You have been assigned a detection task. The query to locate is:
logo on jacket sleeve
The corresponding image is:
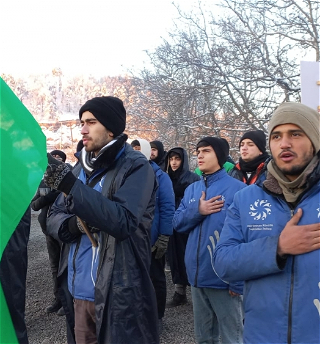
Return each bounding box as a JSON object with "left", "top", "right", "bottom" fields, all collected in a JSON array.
[
  {"left": 314, "top": 282, "right": 320, "bottom": 317},
  {"left": 207, "top": 231, "right": 220, "bottom": 272},
  {"left": 249, "top": 199, "right": 272, "bottom": 220}
]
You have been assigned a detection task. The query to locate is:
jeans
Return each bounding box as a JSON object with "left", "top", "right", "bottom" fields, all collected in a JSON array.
[{"left": 191, "top": 286, "right": 243, "bottom": 344}]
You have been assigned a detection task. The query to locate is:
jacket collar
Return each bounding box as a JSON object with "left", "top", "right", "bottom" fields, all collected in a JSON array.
[{"left": 201, "top": 168, "right": 226, "bottom": 186}]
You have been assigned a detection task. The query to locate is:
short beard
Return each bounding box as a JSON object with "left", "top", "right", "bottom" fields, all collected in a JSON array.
[
  {"left": 277, "top": 147, "right": 314, "bottom": 177},
  {"left": 280, "top": 164, "right": 309, "bottom": 177}
]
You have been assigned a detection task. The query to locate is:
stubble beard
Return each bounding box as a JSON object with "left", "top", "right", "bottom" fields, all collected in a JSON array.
[{"left": 276, "top": 147, "right": 314, "bottom": 177}]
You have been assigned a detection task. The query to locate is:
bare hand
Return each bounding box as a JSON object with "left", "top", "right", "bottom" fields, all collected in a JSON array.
[
  {"left": 277, "top": 208, "right": 320, "bottom": 256},
  {"left": 199, "top": 191, "right": 224, "bottom": 216},
  {"left": 229, "top": 290, "right": 240, "bottom": 297}
]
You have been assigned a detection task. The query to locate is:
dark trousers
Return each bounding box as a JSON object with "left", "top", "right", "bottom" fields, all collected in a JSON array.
[
  {"left": 150, "top": 252, "right": 166, "bottom": 319},
  {"left": 0, "top": 208, "right": 30, "bottom": 344},
  {"left": 45, "top": 234, "right": 61, "bottom": 299},
  {"left": 74, "top": 299, "right": 97, "bottom": 344},
  {"left": 167, "top": 231, "right": 189, "bottom": 286}
]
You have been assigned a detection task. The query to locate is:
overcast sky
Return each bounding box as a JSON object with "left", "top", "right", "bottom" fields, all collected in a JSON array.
[{"left": 0, "top": 0, "right": 199, "bottom": 78}]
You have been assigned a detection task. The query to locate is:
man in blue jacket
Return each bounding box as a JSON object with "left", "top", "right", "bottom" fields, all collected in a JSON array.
[
  {"left": 137, "top": 138, "right": 175, "bottom": 333},
  {"left": 173, "top": 137, "right": 246, "bottom": 344},
  {"left": 213, "top": 102, "right": 320, "bottom": 344},
  {"left": 45, "top": 97, "right": 159, "bottom": 344}
]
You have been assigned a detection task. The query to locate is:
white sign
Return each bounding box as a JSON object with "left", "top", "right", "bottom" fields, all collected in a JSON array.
[{"left": 300, "top": 61, "right": 320, "bottom": 112}]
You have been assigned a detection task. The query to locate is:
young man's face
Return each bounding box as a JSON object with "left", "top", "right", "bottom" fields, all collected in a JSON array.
[
  {"left": 197, "top": 146, "right": 220, "bottom": 174},
  {"left": 132, "top": 145, "right": 141, "bottom": 151},
  {"left": 240, "top": 139, "right": 262, "bottom": 162},
  {"left": 169, "top": 155, "right": 182, "bottom": 171},
  {"left": 269, "top": 123, "right": 314, "bottom": 181},
  {"left": 150, "top": 147, "right": 158, "bottom": 160},
  {"left": 80, "top": 111, "right": 114, "bottom": 156},
  {"left": 52, "top": 154, "right": 63, "bottom": 161}
]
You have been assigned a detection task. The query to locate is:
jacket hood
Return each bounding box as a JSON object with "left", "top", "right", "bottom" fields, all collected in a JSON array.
[
  {"left": 137, "top": 138, "right": 151, "bottom": 160},
  {"left": 165, "top": 147, "right": 190, "bottom": 174}
]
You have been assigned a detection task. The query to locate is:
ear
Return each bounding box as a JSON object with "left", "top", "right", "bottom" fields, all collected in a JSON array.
[{"left": 108, "top": 131, "right": 114, "bottom": 138}]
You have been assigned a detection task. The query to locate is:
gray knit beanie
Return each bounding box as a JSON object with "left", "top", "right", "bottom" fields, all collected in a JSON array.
[{"left": 268, "top": 102, "right": 320, "bottom": 152}]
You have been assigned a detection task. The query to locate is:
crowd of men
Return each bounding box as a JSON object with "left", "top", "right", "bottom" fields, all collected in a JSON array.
[{"left": 2, "top": 96, "right": 319, "bottom": 344}]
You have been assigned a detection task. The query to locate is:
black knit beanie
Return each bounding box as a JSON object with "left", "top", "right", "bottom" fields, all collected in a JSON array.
[
  {"left": 239, "top": 130, "right": 266, "bottom": 154},
  {"left": 79, "top": 96, "right": 126, "bottom": 137},
  {"left": 50, "top": 150, "right": 67, "bottom": 162},
  {"left": 196, "top": 136, "right": 228, "bottom": 168}
]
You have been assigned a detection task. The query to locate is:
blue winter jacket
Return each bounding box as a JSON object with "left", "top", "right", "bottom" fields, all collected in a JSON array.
[
  {"left": 150, "top": 161, "right": 175, "bottom": 245},
  {"left": 213, "top": 164, "right": 320, "bottom": 344},
  {"left": 173, "top": 168, "right": 246, "bottom": 293}
]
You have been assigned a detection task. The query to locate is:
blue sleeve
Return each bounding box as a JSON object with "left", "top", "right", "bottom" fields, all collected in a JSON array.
[
  {"left": 213, "top": 192, "right": 283, "bottom": 283},
  {"left": 157, "top": 173, "right": 175, "bottom": 236},
  {"left": 173, "top": 184, "right": 205, "bottom": 234}
]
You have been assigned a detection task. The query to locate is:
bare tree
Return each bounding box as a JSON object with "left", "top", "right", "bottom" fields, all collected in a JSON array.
[{"left": 133, "top": 0, "right": 319, "bottom": 154}]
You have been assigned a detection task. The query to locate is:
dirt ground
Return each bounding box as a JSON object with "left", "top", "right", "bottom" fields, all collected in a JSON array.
[{"left": 25, "top": 212, "right": 195, "bottom": 344}]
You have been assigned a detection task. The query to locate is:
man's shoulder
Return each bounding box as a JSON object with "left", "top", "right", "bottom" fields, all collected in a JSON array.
[
  {"left": 185, "top": 170, "right": 201, "bottom": 181},
  {"left": 224, "top": 173, "right": 246, "bottom": 189},
  {"left": 234, "top": 182, "right": 264, "bottom": 198},
  {"left": 228, "top": 164, "right": 242, "bottom": 177},
  {"left": 122, "top": 145, "right": 150, "bottom": 165}
]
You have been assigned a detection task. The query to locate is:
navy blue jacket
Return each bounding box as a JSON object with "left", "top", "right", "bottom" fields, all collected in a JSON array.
[{"left": 47, "top": 144, "right": 159, "bottom": 344}]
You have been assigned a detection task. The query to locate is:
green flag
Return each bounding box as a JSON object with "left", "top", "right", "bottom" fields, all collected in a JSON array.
[{"left": 0, "top": 77, "right": 47, "bottom": 343}]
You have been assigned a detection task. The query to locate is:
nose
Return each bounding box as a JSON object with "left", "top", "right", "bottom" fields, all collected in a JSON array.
[
  {"left": 280, "top": 135, "right": 292, "bottom": 149},
  {"left": 81, "top": 124, "right": 89, "bottom": 135},
  {"left": 241, "top": 144, "right": 247, "bottom": 151}
]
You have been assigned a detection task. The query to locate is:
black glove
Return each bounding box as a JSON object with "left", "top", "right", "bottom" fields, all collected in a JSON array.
[
  {"left": 44, "top": 153, "right": 76, "bottom": 194},
  {"left": 152, "top": 235, "right": 170, "bottom": 259}
]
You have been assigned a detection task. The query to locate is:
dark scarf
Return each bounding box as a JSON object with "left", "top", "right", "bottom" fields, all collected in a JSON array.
[
  {"left": 79, "top": 133, "right": 128, "bottom": 176},
  {"left": 168, "top": 165, "right": 184, "bottom": 196},
  {"left": 239, "top": 152, "right": 269, "bottom": 173}
]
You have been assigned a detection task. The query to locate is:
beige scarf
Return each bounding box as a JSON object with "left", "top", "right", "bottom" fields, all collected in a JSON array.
[{"left": 264, "top": 155, "right": 319, "bottom": 203}]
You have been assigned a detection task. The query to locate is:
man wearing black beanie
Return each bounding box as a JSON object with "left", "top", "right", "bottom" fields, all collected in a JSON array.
[
  {"left": 229, "top": 129, "right": 269, "bottom": 184},
  {"left": 43, "top": 96, "right": 159, "bottom": 344},
  {"left": 173, "top": 136, "right": 246, "bottom": 344}
]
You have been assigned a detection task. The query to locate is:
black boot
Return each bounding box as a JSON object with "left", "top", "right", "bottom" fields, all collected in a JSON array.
[
  {"left": 56, "top": 306, "right": 66, "bottom": 316},
  {"left": 166, "top": 292, "right": 187, "bottom": 308},
  {"left": 46, "top": 299, "right": 62, "bottom": 313}
]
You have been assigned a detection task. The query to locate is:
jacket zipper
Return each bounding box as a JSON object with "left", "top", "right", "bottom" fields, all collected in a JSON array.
[
  {"left": 194, "top": 176, "right": 207, "bottom": 287},
  {"left": 287, "top": 209, "right": 295, "bottom": 344}
]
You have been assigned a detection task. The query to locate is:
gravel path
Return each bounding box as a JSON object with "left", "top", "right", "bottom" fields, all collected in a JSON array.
[{"left": 26, "top": 213, "right": 196, "bottom": 344}]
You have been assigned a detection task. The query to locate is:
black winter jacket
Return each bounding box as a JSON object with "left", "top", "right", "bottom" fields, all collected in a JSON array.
[{"left": 47, "top": 144, "right": 159, "bottom": 344}]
